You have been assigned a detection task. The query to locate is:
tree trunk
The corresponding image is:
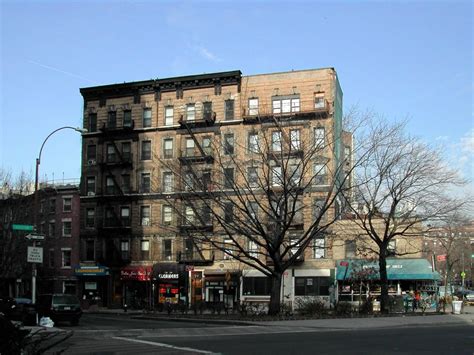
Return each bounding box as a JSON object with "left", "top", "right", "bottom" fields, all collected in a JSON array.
[
  {"left": 379, "top": 253, "right": 389, "bottom": 314},
  {"left": 268, "top": 272, "right": 283, "bottom": 316}
]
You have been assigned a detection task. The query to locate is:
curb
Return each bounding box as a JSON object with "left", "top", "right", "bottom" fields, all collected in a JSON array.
[{"left": 131, "top": 315, "right": 257, "bottom": 326}]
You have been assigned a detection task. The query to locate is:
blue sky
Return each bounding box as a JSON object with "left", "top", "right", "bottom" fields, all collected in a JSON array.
[{"left": 1, "top": 0, "right": 472, "bottom": 191}]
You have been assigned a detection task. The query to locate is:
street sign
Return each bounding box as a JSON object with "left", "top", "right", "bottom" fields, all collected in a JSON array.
[
  {"left": 27, "top": 246, "right": 43, "bottom": 263},
  {"left": 12, "top": 224, "right": 34, "bottom": 231},
  {"left": 25, "top": 234, "right": 45, "bottom": 241}
]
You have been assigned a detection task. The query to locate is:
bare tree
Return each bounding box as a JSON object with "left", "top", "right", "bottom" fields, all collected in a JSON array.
[
  {"left": 159, "top": 116, "right": 362, "bottom": 315},
  {"left": 344, "top": 119, "right": 469, "bottom": 313}
]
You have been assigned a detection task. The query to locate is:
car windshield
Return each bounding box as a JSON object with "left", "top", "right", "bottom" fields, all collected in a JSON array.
[
  {"left": 15, "top": 298, "right": 32, "bottom": 304},
  {"left": 53, "top": 295, "right": 79, "bottom": 304}
]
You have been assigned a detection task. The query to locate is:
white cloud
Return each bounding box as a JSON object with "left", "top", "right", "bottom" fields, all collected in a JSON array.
[
  {"left": 436, "top": 135, "right": 449, "bottom": 141},
  {"left": 197, "top": 46, "right": 221, "bottom": 62},
  {"left": 460, "top": 128, "right": 474, "bottom": 156}
]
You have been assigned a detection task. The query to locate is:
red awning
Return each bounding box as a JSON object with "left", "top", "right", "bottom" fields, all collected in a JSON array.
[{"left": 120, "top": 266, "right": 152, "bottom": 281}]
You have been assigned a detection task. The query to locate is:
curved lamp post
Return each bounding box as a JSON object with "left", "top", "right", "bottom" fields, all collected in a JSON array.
[{"left": 32, "top": 126, "right": 87, "bottom": 306}]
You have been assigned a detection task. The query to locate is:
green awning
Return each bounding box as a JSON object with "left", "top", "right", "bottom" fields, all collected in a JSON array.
[{"left": 336, "top": 258, "right": 440, "bottom": 281}]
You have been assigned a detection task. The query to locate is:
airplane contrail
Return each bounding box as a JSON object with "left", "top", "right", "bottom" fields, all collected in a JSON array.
[{"left": 29, "top": 60, "right": 98, "bottom": 84}]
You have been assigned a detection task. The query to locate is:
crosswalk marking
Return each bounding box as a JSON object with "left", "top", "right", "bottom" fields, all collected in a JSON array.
[{"left": 112, "top": 336, "right": 220, "bottom": 354}]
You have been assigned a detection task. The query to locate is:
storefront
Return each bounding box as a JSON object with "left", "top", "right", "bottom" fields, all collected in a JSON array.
[
  {"left": 336, "top": 258, "right": 441, "bottom": 302},
  {"left": 204, "top": 270, "right": 240, "bottom": 309},
  {"left": 152, "top": 263, "right": 186, "bottom": 310},
  {"left": 120, "top": 265, "right": 152, "bottom": 309},
  {"left": 74, "top": 264, "right": 109, "bottom": 308}
]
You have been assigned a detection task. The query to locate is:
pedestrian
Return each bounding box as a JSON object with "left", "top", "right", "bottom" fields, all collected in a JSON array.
[{"left": 414, "top": 290, "right": 421, "bottom": 310}]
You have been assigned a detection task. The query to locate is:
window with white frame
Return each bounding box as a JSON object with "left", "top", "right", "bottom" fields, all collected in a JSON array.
[
  {"left": 271, "top": 166, "right": 282, "bottom": 186},
  {"left": 272, "top": 131, "right": 282, "bottom": 152},
  {"left": 86, "top": 176, "right": 96, "bottom": 195},
  {"left": 63, "top": 197, "right": 72, "bottom": 212},
  {"left": 186, "top": 104, "right": 195, "bottom": 121},
  {"left": 223, "top": 239, "right": 233, "bottom": 260},
  {"left": 123, "top": 110, "right": 132, "bottom": 127},
  {"left": 248, "top": 240, "right": 258, "bottom": 258},
  {"left": 184, "top": 172, "right": 194, "bottom": 191},
  {"left": 314, "top": 163, "right": 327, "bottom": 185},
  {"left": 141, "top": 240, "right": 150, "bottom": 260},
  {"left": 120, "top": 206, "right": 130, "bottom": 226},
  {"left": 162, "top": 171, "right": 173, "bottom": 192},
  {"left": 248, "top": 201, "right": 258, "bottom": 220},
  {"left": 185, "top": 138, "right": 195, "bottom": 157},
  {"left": 248, "top": 98, "right": 259, "bottom": 115},
  {"left": 202, "top": 136, "right": 212, "bottom": 155},
  {"left": 272, "top": 96, "right": 300, "bottom": 114},
  {"left": 289, "top": 236, "right": 300, "bottom": 257},
  {"left": 203, "top": 102, "right": 213, "bottom": 120},
  {"left": 314, "top": 127, "right": 325, "bottom": 148},
  {"left": 314, "top": 95, "right": 325, "bottom": 109},
  {"left": 290, "top": 129, "right": 301, "bottom": 151},
  {"left": 62, "top": 220, "right": 72, "bottom": 237},
  {"left": 387, "top": 239, "right": 396, "bottom": 256},
  {"left": 185, "top": 206, "right": 194, "bottom": 225},
  {"left": 247, "top": 167, "right": 258, "bottom": 188},
  {"left": 313, "top": 236, "right": 325, "bottom": 259},
  {"left": 162, "top": 205, "right": 172, "bottom": 225},
  {"left": 163, "top": 138, "right": 173, "bottom": 159},
  {"left": 289, "top": 164, "right": 302, "bottom": 186},
  {"left": 141, "top": 172, "right": 151, "bottom": 193},
  {"left": 248, "top": 132, "right": 259, "bottom": 153},
  {"left": 164, "top": 106, "right": 174, "bottom": 126},
  {"left": 225, "top": 99, "right": 234, "bottom": 120},
  {"left": 223, "top": 133, "right": 234, "bottom": 155},
  {"left": 140, "top": 206, "right": 150, "bottom": 226},
  {"left": 141, "top": 140, "right": 152, "bottom": 160},
  {"left": 313, "top": 198, "right": 325, "bottom": 221},
  {"left": 61, "top": 248, "right": 71, "bottom": 268}
]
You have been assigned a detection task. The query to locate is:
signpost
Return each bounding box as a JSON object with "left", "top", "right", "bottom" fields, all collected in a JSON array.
[
  {"left": 12, "top": 224, "right": 35, "bottom": 231},
  {"left": 27, "top": 246, "right": 43, "bottom": 263}
]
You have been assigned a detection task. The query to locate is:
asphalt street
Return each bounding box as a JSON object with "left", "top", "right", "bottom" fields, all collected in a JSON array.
[{"left": 43, "top": 313, "right": 473, "bottom": 354}]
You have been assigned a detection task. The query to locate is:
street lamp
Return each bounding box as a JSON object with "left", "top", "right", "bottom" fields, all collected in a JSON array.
[{"left": 32, "top": 126, "right": 87, "bottom": 307}]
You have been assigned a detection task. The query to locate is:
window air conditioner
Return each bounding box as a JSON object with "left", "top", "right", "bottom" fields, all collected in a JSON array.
[
  {"left": 87, "top": 159, "right": 96, "bottom": 166},
  {"left": 87, "top": 191, "right": 95, "bottom": 196},
  {"left": 142, "top": 218, "right": 150, "bottom": 226}
]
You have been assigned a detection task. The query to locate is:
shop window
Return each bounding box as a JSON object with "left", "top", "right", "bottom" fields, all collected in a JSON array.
[
  {"left": 242, "top": 277, "right": 272, "bottom": 295},
  {"left": 295, "top": 277, "right": 330, "bottom": 296}
]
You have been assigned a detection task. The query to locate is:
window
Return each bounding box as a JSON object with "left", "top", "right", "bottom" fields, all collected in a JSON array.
[
  {"left": 243, "top": 277, "right": 272, "bottom": 295},
  {"left": 202, "top": 170, "right": 211, "bottom": 191},
  {"left": 162, "top": 205, "right": 172, "bottom": 225},
  {"left": 107, "top": 111, "right": 117, "bottom": 129},
  {"left": 184, "top": 238, "right": 194, "bottom": 259},
  {"left": 248, "top": 98, "right": 259, "bottom": 115},
  {"left": 201, "top": 205, "right": 211, "bottom": 225},
  {"left": 49, "top": 198, "right": 56, "bottom": 213},
  {"left": 185, "top": 138, "right": 195, "bottom": 157},
  {"left": 223, "top": 133, "right": 234, "bottom": 155},
  {"left": 141, "top": 173, "right": 151, "bottom": 193},
  {"left": 223, "top": 239, "right": 233, "bottom": 259},
  {"left": 184, "top": 206, "right": 194, "bottom": 225},
  {"left": 225, "top": 99, "right": 234, "bottom": 120},
  {"left": 86, "top": 144, "right": 96, "bottom": 161},
  {"left": 314, "top": 96, "right": 325, "bottom": 109},
  {"left": 272, "top": 96, "right": 300, "bottom": 114},
  {"left": 121, "top": 174, "right": 131, "bottom": 194},
  {"left": 289, "top": 164, "right": 302, "bottom": 186},
  {"left": 106, "top": 176, "right": 115, "bottom": 194},
  {"left": 248, "top": 201, "right": 258, "bottom": 220},
  {"left": 290, "top": 129, "right": 301, "bottom": 151},
  {"left": 184, "top": 172, "right": 194, "bottom": 191},
  {"left": 313, "top": 198, "right": 326, "bottom": 221},
  {"left": 88, "top": 113, "right": 97, "bottom": 132},
  {"left": 122, "top": 142, "right": 131, "bottom": 161},
  {"left": 121, "top": 240, "right": 130, "bottom": 260},
  {"left": 272, "top": 131, "right": 282, "bottom": 152},
  {"left": 247, "top": 167, "right": 258, "bottom": 187},
  {"left": 345, "top": 240, "right": 357, "bottom": 258},
  {"left": 140, "top": 206, "right": 150, "bottom": 226},
  {"left": 203, "top": 102, "right": 212, "bottom": 120},
  {"left": 106, "top": 144, "right": 115, "bottom": 163},
  {"left": 86, "top": 208, "right": 95, "bottom": 228},
  {"left": 224, "top": 203, "right": 233, "bottom": 223},
  {"left": 248, "top": 240, "right": 258, "bottom": 258},
  {"left": 164, "top": 106, "right": 174, "bottom": 126},
  {"left": 49, "top": 221, "right": 55, "bottom": 237},
  {"left": 123, "top": 110, "right": 132, "bottom": 128},
  {"left": 289, "top": 236, "right": 300, "bottom": 257},
  {"left": 313, "top": 236, "right": 325, "bottom": 259},
  {"left": 104, "top": 207, "right": 115, "bottom": 227},
  {"left": 224, "top": 168, "right": 234, "bottom": 188},
  {"left": 344, "top": 146, "right": 351, "bottom": 165},
  {"left": 314, "top": 127, "right": 325, "bottom": 148},
  {"left": 186, "top": 104, "right": 195, "bottom": 121},
  {"left": 202, "top": 136, "right": 212, "bottom": 155},
  {"left": 49, "top": 249, "right": 55, "bottom": 268},
  {"left": 162, "top": 240, "right": 172, "bottom": 261},
  {"left": 163, "top": 138, "right": 173, "bottom": 159},
  {"left": 85, "top": 240, "right": 94, "bottom": 261},
  {"left": 141, "top": 240, "right": 150, "bottom": 260},
  {"left": 63, "top": 197, "right": 72, "bottom": 212},
  {"left": 86, "top": 176, "right": 96, "bottom": 195},
  {"left": 248, "top": 133, "right": 259, "bottom": 153},
  {"left": 314, "top": 163, "right": 327, "bottom": 185},
  {"left": 162, "top": 172, "right": 173, "bottom": 192},
  {"left": 120, "top": 206, "right": 130, "bottom": 226},
  {"left": 61, "top": 249, "right": 71, "bottom": 268},
  {"left": 387, "top": 239, "right": 396, "bottom": 256},
  {"left": 295, "top": 277, "right": 330, "bottom": 296},
  {"left": 141, "top": 140, "right": 151, "bottom": 160},
  {"left": 62, "top": 221, "right": 72, "bottom": 237},
  {"left": 143, "top": 108, "right": 152, "bottom": 128},
  {"left": 271, "top": 166, "right": 282, "bottom": 186}
]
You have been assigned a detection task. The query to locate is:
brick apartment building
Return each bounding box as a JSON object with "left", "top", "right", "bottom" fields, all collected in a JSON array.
[{"left": 78, "top": 68, "right": 431, "bottom": 310}]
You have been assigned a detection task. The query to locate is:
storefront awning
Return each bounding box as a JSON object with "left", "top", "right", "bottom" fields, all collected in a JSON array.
[
  {"left": 152, "top": 263, "right": 185, "bottom": 281},
  {"left": 336, "top": 258, "right": 441, "bottom": 281},
  {"left": 121, "top": 265, "right": 152, "bottom": 281},
  {"left": 74, "top": 265, "right": 109, "bottom": 277}
]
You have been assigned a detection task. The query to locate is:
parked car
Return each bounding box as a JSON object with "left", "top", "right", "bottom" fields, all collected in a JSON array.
[
  {"left": 10, "top": 298, "right": 36, "bottom": 325},
  {"left": 36, "top": 294, "right": 82, "bottom": 325},
  {"left": 464, "top": 290, "right": 474, "bottom": 303}
]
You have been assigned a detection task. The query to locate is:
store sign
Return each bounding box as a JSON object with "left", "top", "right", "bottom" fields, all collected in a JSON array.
[
  {"left": 27, "top": 246, "right": 43, "bottom": 263},
  {"left": 158, "top": 273, "right": 179, "bottom": 280},
  {"left": 121, "top": 267, "right": 151, "bottom": 281},
  {"left": 74, "top": 265, "right": 109, "bottom": 276}
]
